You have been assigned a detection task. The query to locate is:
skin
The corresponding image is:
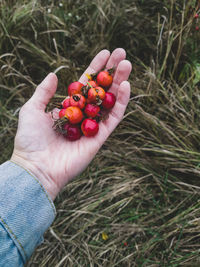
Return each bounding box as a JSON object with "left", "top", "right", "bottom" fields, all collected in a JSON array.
[{"left": 11, "top": 48, "right": 132, "bottom": 200}]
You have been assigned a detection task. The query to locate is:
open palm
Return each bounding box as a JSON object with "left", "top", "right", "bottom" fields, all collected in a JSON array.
[{"left": 11, "top": 48, "right": 132, "bottom": 200}]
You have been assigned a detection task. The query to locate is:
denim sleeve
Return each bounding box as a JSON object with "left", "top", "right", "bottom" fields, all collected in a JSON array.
[{"left": 0, "top": 161, "right": 56, "bottom": 267}]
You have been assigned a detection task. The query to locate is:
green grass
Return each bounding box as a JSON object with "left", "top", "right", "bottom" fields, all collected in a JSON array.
[{"left": 1, "top": 0, "right": 200, "bottom": 266}]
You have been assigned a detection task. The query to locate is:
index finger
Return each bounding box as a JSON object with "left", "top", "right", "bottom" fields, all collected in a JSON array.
[{"left": 79, "top": 49, "right": 110, "bottom": 84}]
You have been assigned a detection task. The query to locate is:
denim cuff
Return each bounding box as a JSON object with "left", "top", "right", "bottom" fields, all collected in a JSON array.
[{"left": 0, "top": 161, "right": 56, "bottom": 263}]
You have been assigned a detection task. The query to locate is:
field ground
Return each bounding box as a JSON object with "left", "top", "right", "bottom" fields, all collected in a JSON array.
[{"left": 1, "top": 0, "right": 200, "bottom": 266}]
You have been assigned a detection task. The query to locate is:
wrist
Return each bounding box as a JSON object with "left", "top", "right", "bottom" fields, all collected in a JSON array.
[{"left": 11, "top": 152, "right": 59, "bottom": 201}]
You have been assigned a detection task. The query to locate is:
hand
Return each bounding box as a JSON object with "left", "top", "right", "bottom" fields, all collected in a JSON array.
[{"left": 11, "top": 48, "right": 132, "bottom": 200}]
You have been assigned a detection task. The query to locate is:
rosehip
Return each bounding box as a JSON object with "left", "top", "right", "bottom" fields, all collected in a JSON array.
[
  {"left": 68, "top": 81, "right": 84, "bottom": 96},
  {"left": 87, "top": 87, "right": 105, "bottom": 103},
  {"left": 87, "top": 80, "right": 98, "bottom": 88},
  {"left": 95, "top": 87, "right": 106, "bottom": 100},
  {"left": 63, "top": 123, "right": 82, "bottom": 141},
  {"left": 102, "top": 92, "right": 116, "bottom": 109},
  {"left": 59, "top": 108, "right": 66, "bottom": 118},
  {"left": 81, "top": 118, "right": 99, "bottom": 137},
  {"left": 70, "top": 94, "right": 86, "bottom": 109},
  {"left": 87, "top": 88, "right": 97, "bottom": 103},
  {"left": 96, "top": 70, "right": 113, "bottom": 88},
  {"left": 84, "top": 103, "right": 100, "bottom": 118},
  {"left": 62, "top": 97, "right": 71, "bottom": 109},
  {"left": 65, "top": 106, "right": 83, "bottom": 124}
]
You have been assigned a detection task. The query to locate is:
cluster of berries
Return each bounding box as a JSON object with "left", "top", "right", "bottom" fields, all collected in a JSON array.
[{"left": 53, "top": 69, "right": 116, "bottom": 141}]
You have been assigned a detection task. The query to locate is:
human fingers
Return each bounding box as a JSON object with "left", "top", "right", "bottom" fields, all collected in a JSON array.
[
  {"left": 97, "top": 80, "right": 131, "bottom": 144},
  {"left": 105, "top": 48, "right": 126, "bottom": 70},
  {"left": 79, "top": 49, "right": 110, "bottom": 84},
  {"left": 29, "top": 73, "right": 58, "bottom": 111},
  {"left": 108, "top": 60, "right": 132, "bottom": 96}
]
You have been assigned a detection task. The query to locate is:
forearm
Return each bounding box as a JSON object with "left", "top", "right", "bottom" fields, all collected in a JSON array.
[{"left": 0, "top": 161, "right": 56, "bottom": 266}]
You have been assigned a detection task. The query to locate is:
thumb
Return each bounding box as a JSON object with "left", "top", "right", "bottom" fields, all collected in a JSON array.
[{"left": 30, "top": 73, "right": 58, "bottom": 110}]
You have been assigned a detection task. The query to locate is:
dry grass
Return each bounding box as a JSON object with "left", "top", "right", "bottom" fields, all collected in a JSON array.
[{"left": 1, "top": 0, "right": 200, "bottom": 266}]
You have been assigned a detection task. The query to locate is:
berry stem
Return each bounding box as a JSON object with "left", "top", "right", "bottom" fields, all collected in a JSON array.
[{"left": 87, "top": 82, "right": 93, "bottom": 88}]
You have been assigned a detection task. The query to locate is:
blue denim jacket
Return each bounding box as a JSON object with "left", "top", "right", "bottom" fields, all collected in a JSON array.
[{"left": 0, "top": 161, "right": 56, "bottom": 267}]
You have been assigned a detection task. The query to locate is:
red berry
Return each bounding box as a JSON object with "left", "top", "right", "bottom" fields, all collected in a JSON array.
[
  {"left": 84, "top": 104, "right": 100, "bottom": 118},
  {"left": 196, "top": 26, "right": 199, "bottom": 31},
  {"left": 195, "top": 13, "right": 199, "bottom": 19},
  {"left": 95, "top": 87, "right": 106, "bottom": 100},
  {"left": 68, "top": 81, "right": 84, "bottom": 96},
  {"left": 63, "top": 123, "right": 82, "bottom": 141},
  {"left": 102, "top": 92, "right": 116, "bottom": 109},
  {"left": 69, "top": 94, "right": 86, "bottom": 109},
  {"left": 62, "top": 97, "right": 71, "bottom": 109},
  {"left": 87, "top": 80, "right": 98, "bottom": 88},
  {"left": 81, "top": 118, "right": 99, "bottom": 137},
  {"left": 87, "top": 88, "right": 97, "bottom": 103},
  {"left": 59, "top": 108, "right": 66, "bottom": 118},
  {"left": 97, "top": 70, "right": 113, "bottom": 88},
  {"left": 65, "top": 106, "right": 83, "bottom": 124},
  {"left": 87, "top": 87, "right": 105, "bottom": 103}
]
